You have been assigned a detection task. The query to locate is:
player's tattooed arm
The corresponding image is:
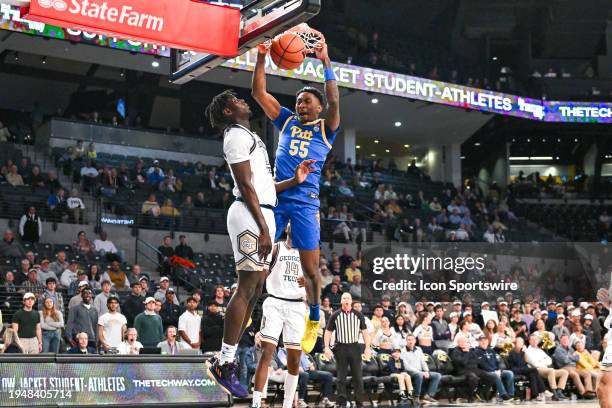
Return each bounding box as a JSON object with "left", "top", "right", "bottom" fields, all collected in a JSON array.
[
  {"left": 252, "top": 44, "right": 282, "bottom": 121},
  {"left": 230, "top": 160, "right": 272, "bottom": 261},
  {"left": 275, "top": 159, "right": 316, "bottom": 193},
  {"left": 316, "top": 43, "right": 340, "bottom": 132}
]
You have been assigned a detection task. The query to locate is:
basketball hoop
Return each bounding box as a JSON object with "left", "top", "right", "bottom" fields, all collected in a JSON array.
[{"left": 261, "top": 22, "right": 325, "bottom": 54}]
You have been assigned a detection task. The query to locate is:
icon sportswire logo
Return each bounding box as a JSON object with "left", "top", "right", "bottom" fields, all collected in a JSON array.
[{"left": 36, "top": 0, "right": 164, "bottom": 31}]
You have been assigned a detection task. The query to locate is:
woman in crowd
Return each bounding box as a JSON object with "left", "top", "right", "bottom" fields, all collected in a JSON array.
[
  {"left": 87, "top": 264, "right": 102, "bottom": 291},
  {"left": 412, "top": 314, "right": 434, "bottom": 355},
  {"left": 1, "top": 328, "right": 24, "bottom": 353},
  {"left": 448, "top": 312, "right": 460, "bottom": 341},
  {"left": 19, "top": 206, "right": 43, "bottom": 243},
  {"left": 320, "top": 297, "right": 333, "bottom": 322},
  {"left": 394, "top": 314, "right": 412, "bottom": 343},
  {"left": 74, "top": 231, "right": 96, "bottom": 255},
  {"left": 372, "top": 316, "right": 401, "bottom": 353},
  {"left": 320, "top": 264, "right": 333, "bottom": 287},
  {"left": 40, "top": 296, "right": 64, "bottom": 353},
  {"left": 552, "top": 315, "right": 570, "bottom": 345},
  {"left": 533, "top": 319, "right": 556, "bottom": 353},
  {"left": 141, "top": 194, "right": 161, "bottom": 218},
  {"left": 493, "top": 321, "right": 515, "bottom": 353},
  {"left": 484, "top": 319, "right": 497, "bottom": 343}
]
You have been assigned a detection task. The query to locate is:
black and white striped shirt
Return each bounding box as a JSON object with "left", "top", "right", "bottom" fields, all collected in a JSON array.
[{"left": 326, "top": 308, "right": 367, "bottom": 344}]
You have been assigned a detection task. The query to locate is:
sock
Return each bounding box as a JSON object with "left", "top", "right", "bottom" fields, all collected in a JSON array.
[
  {"left": 309, "top": 303, "right": 320, "bottom": 322},
  {"left": 252, "top": 391, "right": 263, "bottom": 407},
  {"left": 219, "top": 342, "right": 237, "bottom": 365},
  {"left": 282, "top": 374, "right": 299, "bottom": 408}
]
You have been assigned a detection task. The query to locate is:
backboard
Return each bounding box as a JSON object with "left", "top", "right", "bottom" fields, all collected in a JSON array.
[{"left": 170, "top": 0, "right": 321, "bottom": 84}]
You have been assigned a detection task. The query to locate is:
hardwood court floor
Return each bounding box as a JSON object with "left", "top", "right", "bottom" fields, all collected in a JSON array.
[{"left": 235, "top": 401, "right": 599, "bottom": 408}]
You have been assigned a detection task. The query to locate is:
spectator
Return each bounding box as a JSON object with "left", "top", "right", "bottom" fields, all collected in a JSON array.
[
  {"left": 139, "top": 276, "right": 154, "bottom": 297},
  {"left": 385, "top": 347, "right": 414, "bottom": 401},
  {"left": 45, "top": 171, "right": 62, "bottom": 193},
  {"left": 1, "top": 328, "right": 23, "bottom": 353},
  {"left": 98, "top": 296, "right": 127, "bottom": 352},
  {"left": 160, "top": 288, "right": 181, "bottom": 330},
  {"left": 117, "top": 328, "right": 143, "bottom": 355},
  {"left": 432, "top": 304, "right": 452, "bottom": 351},
  {"left": 40, "top": 296, "right": 64, "bottom": 353},
  {"left": 19, "top": 206, "right": 42, "bottom": 243},
  {"left": 324, "top": 292, "right": 371, "bottom": 408},
  {"left": 133, "top": 297, "right": 163, "bottom": 347},
  {"left": 80, "top": 160, "right": 99, "bottom": 192},
  {"left": 47, "top": 188, "right": 68, "bottom": 222},
  {"left": 68, "top": 270, "right": 89, "bottom": 298},
  {"left": 94, "top": 280, "right": 116, "bottom": 315},
  {"left": 22, "top": 268, "right": 45, "bottom": 298},
  {"left": 524, "top": 334, "right": 569, "bottom": 401},
  {"left": 400, "top": 334, "right": 441, "bottom": 404},
  {"left": 348, "top": 273, "right": 362, "bottom": 299},
  {"left": 412, "top": 314, "right": 435, "bottom": 356},
  {"left": 160, "top": 198, "right": 180, "bottom": 220},
  {"left": 60, "top": 260, "right": 79, "bottom": 289},
  {"left": 26, "top": 165, "right": 45, "bottom": 188},
  {"left": 450, "top": 335, "right": 497, "bottom": 402},
  {"left": 174, "top": 235, "right": 194, "bottom": 260},
  {"left": 122, "top": 281, "right": 145, "bottom": 327},
  {"left": 86, "top": 142, "right": 96, "bottom": 159},
  {"left": 475, "top": 335, "right": 515, "bottom": 401},
  {"left": 141, "top": 193, "right": 161, "bottom": 217},
  {"left": 37, "top": 260, "right": 56, "bottom": 286},
  {"left": 74, "top": 231, "right": 95, "bottom": 255},
  {"left": 0, "top": 120, "right": 12, "bottom": 142},
  {"left": 178, "top": 296, "right": 201, "bottom": 350},
  {"left": 49, "top": 251, "right": 69, "bottom": 278},
  {"left": 67, "top": 332, "right": 96, "bottom": 354},
  {"left": 574, "top": 340, "right": 602, "bottom": 388},
  {"left": 553, "top": 335, "right": 595, "bottom": 399},
  {"left": 508, "top": 337, "right": 548, "bottom": 401},
  {"left": 154, "top": 277, "right": 179, "bottom": 306},
  {"left": 0, "top": 229, "right": 25, "bottom": 260},
  {"left": 94, "top": 231, "right": 122, "bottom": 262},
  {"left": 65, "top": 288, "right": 98, "bottom": 350},
  {"left": 14, "top": 259, "right": 31, "bottom": 287},
  {"left": 2, "top": 271, "right": 19, "bottom": 316},
  {"left": 218, "top": 176, "right": 231, "bottom": 191},
  {"left": 67, "top": 190, "right": 86, "bottom": 224},
  {"left": 157, "top": 326, "right": 189, "bottom": 355},
  {"left": 6, "top": 165, "right": 24, "bottom": 186},
  {"left": 12, "top": 292, "right": 42, "bottom": 354},
  {"left": 102, "top": 261, "right": 129, "bottom": 290},
  {"left": 86, "top": 264, "right": 102, "bottom": 291},
  {"left": 126, "top": 264, "right": 147, "bottom": 285},
  {"left": 194, "top": 192, "right": 209, "bottom": 208},
  {"left": 201, "top": 299, "right": 223, "bottom": 352},
  {"left": 68, "top": 281, "right": 90, "bottom": 309},
  {"left": 41, "top": 277, "right": 64, "bottom": 311},
  {"left": 157, "top": 236, "right": 174, "bottom": 277},
  {"left": 147, "top": 163, "right": 165, "bottom": 186},
  {"left": 372, "top": 315, "right": 401, "bottom": 352}
]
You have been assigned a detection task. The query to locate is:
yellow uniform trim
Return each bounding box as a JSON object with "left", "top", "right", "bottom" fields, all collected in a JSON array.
[
  {"left": 279, "top": 114, "right": 294, "bottom": 138},
  {"left": 321, "top": 119, "right": 332, "bottom": 149}
]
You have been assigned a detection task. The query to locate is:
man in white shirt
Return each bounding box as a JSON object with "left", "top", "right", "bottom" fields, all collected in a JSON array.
[
  {"left": 157, "top": 326, "right": 189, "bottom": 355},
  {"left": 60, "top": 260, "right": 79, "bottom": 288},
  {"left": 98, "top": 296, "right": 127, "bottom": 352},
  {"left": 117, "top": 328, "right": 143, "bottom": 355},
  {"left": 93, "top": 231, "right": 122, "bottom": 261},
  {"left": 524, "top": 334, "right": 569, "bottom": 401},
  {"left": 400, "top": 334, "right": 441, "bottom": 404},
  {"left": 178, "top": 296, "right": 201, "bottom": 349}
]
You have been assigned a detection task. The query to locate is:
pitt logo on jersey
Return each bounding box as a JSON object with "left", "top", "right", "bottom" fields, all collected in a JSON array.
[{"left": 290, "top": 126, "right": 313, "bottom": 141}]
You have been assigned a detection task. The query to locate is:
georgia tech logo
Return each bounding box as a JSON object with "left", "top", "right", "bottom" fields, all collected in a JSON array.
[
  {"left": 38, "top": 0, "right": 67, "bottom": 11},
  {"left": 238, "top": 230, "right": 258, "bottom": 257}
]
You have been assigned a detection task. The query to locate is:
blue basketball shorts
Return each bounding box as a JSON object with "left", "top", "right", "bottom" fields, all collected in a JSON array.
[{"left": 273, "top": 201, "right": 320, "bottom": 250}]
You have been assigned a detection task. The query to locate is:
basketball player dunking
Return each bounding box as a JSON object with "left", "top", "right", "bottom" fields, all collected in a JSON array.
[
  {"left": 597, "top": 279, "right": 612, "bottom": 408},
  {"left": 204, "top": 90, "right": 314, "bottom": 397},
  {"left": 253, "top": 41, "right": 340, "bottom": 352}
]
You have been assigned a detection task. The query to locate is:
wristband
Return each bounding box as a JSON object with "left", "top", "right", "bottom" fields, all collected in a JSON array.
[{"left": 324, "top": 68, "right": 336, "bottom": 82}]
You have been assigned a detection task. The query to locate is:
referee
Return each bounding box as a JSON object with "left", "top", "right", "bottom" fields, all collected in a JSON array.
[{"left": 324, "top": 292, "right": 371, "bottom": 408}]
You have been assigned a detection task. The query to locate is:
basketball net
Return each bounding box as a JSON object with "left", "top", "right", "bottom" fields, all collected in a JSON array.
[{"left": 261, "top": 23, "right": 325, "bottom": 54}]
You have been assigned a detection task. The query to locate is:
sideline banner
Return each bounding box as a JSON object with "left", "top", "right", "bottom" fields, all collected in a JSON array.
[
  {"left": 24, "top": 0, "right": 240, "bottom": 55},
  {"left": 0, "top": 359, "right": 229, "bottom": 406}
]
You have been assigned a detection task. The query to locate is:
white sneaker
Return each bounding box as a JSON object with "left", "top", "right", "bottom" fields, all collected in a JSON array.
[
  {"left": 543, "top": 390, "right": 554, "bottom": 398},
  {"left": 536, "top": 394, "right": 546, "bottom": 402},
  {"left": 296, "top": 399, "right": 308, "bottom": 408},
  {"left": 321, "top": 397, "right": 335, "bottom": 408}
]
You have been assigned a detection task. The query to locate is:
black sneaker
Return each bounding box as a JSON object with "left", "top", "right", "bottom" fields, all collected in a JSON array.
[{"left": 399, "top": 391, "right": 408, "bottom": 401}]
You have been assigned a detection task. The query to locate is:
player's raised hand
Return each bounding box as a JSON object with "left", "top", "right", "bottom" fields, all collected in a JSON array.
[
  {"left": 294, "top": 159, "right": 316, "bottom": 183},
  {"left": 314, "top": 42, "right": 329, "bottom": 61},
  {"left": 257, "top": 40, "right": 271, "bottom": 54},
  {"left": 258, "top": 228, "right": 272, "bottom": 262},
  {"left": 597, "top": 288, "right": 610, "bottom": 305}
]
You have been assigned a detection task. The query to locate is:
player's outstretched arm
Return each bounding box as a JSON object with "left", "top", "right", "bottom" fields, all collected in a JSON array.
[
  {"left": 275, "top": 159, "right": 316, "bottom": 193},
  {"left": 316, "top": 43, "right": 340, "bottom": 132},
  {"left": 252, "top": 44, "right": 281, "bottom": 121},
  {"left": 231, "top": 160, "right": 272, "bottom": 261}
]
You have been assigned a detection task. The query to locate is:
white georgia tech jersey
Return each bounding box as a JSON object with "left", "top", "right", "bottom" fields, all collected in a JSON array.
[
  {"left": 267, "top": 242, "right": 306, "bottom": 300},
  {"left": 223, "top": 124, "right": 276, "bottom": 207}
]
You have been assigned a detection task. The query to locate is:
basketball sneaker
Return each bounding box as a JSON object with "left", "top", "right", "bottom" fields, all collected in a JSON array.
[
  {"left": 207, "top": 356, "right": 248, "bottom": 398},
  {"left": 300, "top": 317, "right": 320, "bottom": 353}
]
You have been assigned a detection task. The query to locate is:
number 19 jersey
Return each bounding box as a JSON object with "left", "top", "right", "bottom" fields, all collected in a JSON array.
[{"left": 273, "top": 107, "right": 338, "bottom": 206}]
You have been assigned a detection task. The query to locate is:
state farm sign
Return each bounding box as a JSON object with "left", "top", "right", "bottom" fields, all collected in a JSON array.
[{"left": 26, "top": 0, "right": 240, "bottom": 55}]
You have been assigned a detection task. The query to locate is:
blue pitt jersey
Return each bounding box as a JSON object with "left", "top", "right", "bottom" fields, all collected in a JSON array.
[{"left": 273, "top": 107, "right": 338, "bottom": 205}]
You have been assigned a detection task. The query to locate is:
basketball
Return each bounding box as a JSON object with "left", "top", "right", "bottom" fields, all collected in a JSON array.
[{"left": 270, "top": 32, "right": 305, "bottom": 70}]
